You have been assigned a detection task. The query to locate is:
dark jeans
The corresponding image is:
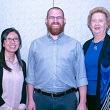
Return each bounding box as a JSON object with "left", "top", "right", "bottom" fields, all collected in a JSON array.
[
  {"left": 33, "top": 91, "right": 78, "bottom": 110},
  {"left": 87, "top": 94, "right": 96, "bottom": 110}
]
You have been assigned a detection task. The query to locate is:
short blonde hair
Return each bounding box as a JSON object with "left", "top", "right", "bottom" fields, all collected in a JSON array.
[{"left": 88, "top": 7, "right": 110, "bottom": 29}]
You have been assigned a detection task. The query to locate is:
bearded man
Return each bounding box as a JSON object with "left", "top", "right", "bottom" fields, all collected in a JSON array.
[{"left": 26, "top": 7, "right": 88, "bottom": 110}]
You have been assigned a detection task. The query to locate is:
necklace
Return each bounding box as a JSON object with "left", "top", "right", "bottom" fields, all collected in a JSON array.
[
  {"left": 93, "top": 40, "right": 104, "bottom": 50},
  {"left": 94, "top": 43, "right": 98, "bottom": 50}
]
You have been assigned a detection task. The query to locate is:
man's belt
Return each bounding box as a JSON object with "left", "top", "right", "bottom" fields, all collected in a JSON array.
[{"left": 34, "top": 88, "right": 78, "bottom": 98}]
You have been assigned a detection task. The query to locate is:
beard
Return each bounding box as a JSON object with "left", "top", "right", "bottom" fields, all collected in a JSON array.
[{"left": 47, "top": 22, "right": 65, "bottom": 35}]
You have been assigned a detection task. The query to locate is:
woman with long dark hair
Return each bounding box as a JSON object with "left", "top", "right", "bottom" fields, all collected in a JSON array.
[{"left": 0, "top": 28, "right": 26, "bottom": 110}]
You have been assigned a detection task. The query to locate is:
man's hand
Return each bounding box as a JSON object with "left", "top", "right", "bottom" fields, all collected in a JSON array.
[
  {"left": 27, "top": 84, "right": 35, "bottom": 110},
  {"left": 77, "top": 102, "right": 87, "bottom": 110},
  {"left": 27, "top": 99, "right": 36, "bottom": 110}
]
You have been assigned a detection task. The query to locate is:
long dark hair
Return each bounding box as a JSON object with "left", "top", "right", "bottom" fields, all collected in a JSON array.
[{"left": 0, "top": 28, "right": 24, "bottom": 71}]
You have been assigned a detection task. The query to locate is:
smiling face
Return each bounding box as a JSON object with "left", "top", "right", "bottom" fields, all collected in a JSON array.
[
  {"left": 3, "top": 32, "right": 20, "bottom": 55},
  {"left": 45, "top": 8, "right": 66, "bottom": 36},
  {"left": 90, "top": 12, "right": 108, "bottom": 37}
]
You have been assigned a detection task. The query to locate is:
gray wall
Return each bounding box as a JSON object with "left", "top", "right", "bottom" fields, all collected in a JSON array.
[{"left": 0, "top": 0, "right": 110, "bottom": 63}]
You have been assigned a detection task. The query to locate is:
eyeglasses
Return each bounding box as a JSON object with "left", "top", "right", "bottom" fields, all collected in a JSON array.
[
  {"left": 48, "top": 16, "right": 64, "bottom": 20},
  {"left": 5, "top": 38, "right": 20, "bottom": 42}
]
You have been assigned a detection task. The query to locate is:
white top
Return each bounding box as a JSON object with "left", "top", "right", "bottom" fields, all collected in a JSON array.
[{"left": 0, "top": 55, "right": 26, "bottom": 110}]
